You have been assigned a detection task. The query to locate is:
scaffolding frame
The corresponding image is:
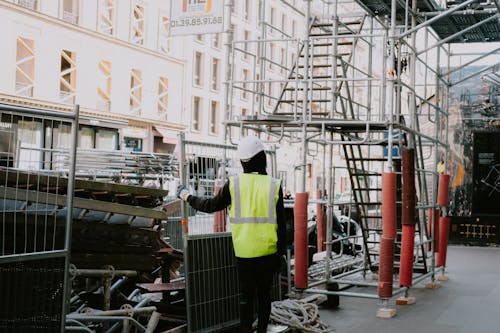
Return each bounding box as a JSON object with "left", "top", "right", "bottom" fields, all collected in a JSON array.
[{"left": 224, "top": 0, "right": 500, "bottom": 308}]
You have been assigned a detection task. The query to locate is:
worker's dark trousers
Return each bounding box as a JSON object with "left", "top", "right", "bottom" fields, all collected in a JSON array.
[{"left": 237, "top": 254, "right": 278, "bottom": 333}]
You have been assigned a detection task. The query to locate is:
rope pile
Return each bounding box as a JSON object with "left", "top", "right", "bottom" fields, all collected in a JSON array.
[{"left": 270, "top": 298, "right": 331, "bottom": 332}]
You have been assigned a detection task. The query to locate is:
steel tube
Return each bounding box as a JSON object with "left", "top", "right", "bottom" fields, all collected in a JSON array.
[
  {"left": 399, "top": 0, "right": 478, "bottom": 39},
  {"left": 304, "top": 288, "right": 379, "bottom": 299},
  {"left": 65, "top": 316, "right": 147, "bottom": 332}
]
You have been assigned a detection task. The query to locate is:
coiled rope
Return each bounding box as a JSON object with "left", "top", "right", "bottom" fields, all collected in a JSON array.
[{"left": 270, "top": 298, "right": 331, "bottom": 332}]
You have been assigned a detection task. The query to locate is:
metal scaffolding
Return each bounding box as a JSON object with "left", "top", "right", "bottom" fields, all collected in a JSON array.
[{"left": 225, "top": 0, "right": 500, "bottom": 309}]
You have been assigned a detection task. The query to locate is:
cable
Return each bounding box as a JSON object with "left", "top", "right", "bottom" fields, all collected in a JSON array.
[{"left": 270, "top": 298, "right": 331, "bottom": 332}]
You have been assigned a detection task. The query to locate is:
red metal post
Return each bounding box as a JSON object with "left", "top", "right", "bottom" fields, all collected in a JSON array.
[{"left": 294, "top": 192, "right": 309, "bottom": 289}]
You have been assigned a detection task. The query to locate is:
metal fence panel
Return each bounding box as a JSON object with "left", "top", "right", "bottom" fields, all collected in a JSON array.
[
  {"left": 179, "top": 137, "right": 280, "bottom": 332},
  {"left": 0, "top": 103, "right": 78, "bottom": 333}
]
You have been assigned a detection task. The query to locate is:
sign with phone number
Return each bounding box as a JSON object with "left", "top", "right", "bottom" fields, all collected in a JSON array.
[{"left": 170, "top": 0, "right": 224, "bottom": 36}]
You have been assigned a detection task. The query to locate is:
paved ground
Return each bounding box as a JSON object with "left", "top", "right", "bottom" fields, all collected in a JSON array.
[{"left": 318, "top": 245, "right": 500, "bottom": 333}]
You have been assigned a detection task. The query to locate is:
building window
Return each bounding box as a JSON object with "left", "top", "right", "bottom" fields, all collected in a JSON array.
[
  {"left": 15, "top": 37, "right": 35, "bottom": 97},
  {"left": 98, "top": 0, "right": 114, "bottom": 34},
  {"left": 158, "top": 76, "right": 168, "bottom": 117},
  {"left": 210, "top": 100, "right": 219, "bottom": 135},
  {"left": 62, "top": 0, "right": 79, "bottom": 24},
  {"left": 269, "top": 43, "right": 275, "bottom": 70},
  {"left": 97, "top": 60, "right": 111, "bottom": 112},
  {"left": 292, "top": 20, "right": 296, "bottom": 37},
  {"left": 123, "top": 137, "right": 143, "bottom": 152},
  {"left": 17, "top": 0, "right": 37, "bottom": 10},
  {"left": 212, "top": 34, "right": 221, "bottom": 49},
  {"left": 241, "top": 108, "right": 248, "bottom": 136},
  {"left": 231, "top": 1, "right": 237, "bottom": 16},
  {"left": 211, "top": 58, "right": 220, "bottom": 91},
  {"left": 131, "top": 3, "right": 145, "bottom": 45},
  {"left": 270, "top": 7, "right": 276, "bottom": 27},
  {"left": 280, "top": 48, "right": 286, "bottom": 74},
  {"left": 193, "top": 96, "right": 201, "bottom": 131},
  {"left": 60, "top": 49, "right": 76, "bottom": 104},
  {"left": 159, "top": 16, "right": 170, "bottom": 53},
  {"left": 196, "top": 34, "right": 203, "bottom": 42},
  {"left": 194, "top": 52, "right": 203, "bottom": 87},
  {"left": 281, "top": 13, "right": 286, "bottom": 32},
  {"left": 242, "top": 69, "right": 249, "bottom": 100},
  {"left": 130, "top": 69, "right": 142, "bottom": 115},
  {"left": 243, "top": 30, "right": 250, "bottom": 60},
  {"left": 244, "top": 0, "right": 251, "bottom": 20}
]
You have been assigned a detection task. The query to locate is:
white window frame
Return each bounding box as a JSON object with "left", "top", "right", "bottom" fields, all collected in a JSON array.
[
  {"left": 243, "top": 30, "right": 250, "bottom": 60},
  {"left": 130, "top": 68, "right": 143, "bottom": 115},
  {"left": 192, "top": 96, "right": 201, "bottom": 132},
  {"left": 97, "top": 60, "right": 112, "bottom": 112},
  {"left": 242, "top": 69, "right": 249, "bottom": 100},
  {"left": 130, "top": 3, "right": 145, "bottom": 45},
  {"left": 193, "top": 51, "right": 203, "bottom": 87},
  {"left": 61, "top": 0, "right": 79, "bottom": 24},
  {"left": 158, "top": 76, "right": 169, "bottom": 117},
  {"left": 211, "top": 57, "right": 220, "bottom": 91},
  {"left": 59, "top": 49, "right": 77, "bottom": 104},
  {"left": 209, "top": 100, "right": 219, "bottom": 135},
  {"left": 15, "top": 37, "right": 35, "bottom": 97},
  {"left": 98, "top": 0, "right": 115, "bottom": 35},
  {"left": 158, "top": 15, "right": 170, "bottom": 53}
]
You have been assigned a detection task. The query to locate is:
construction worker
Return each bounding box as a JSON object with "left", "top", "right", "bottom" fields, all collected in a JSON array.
[{"left": 177, "top": 135, "right": 286, "bottom": 333}]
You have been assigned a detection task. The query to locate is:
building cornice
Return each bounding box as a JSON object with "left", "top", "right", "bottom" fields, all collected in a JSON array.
[
  {"left": 0, "top": 93, "right": 186, "bottom": 131},
  {"left": 1, "top": 1, "right": 185, "bottom": 67}
]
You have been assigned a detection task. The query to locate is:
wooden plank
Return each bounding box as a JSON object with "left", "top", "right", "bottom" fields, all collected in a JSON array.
[
  {"left": 0, "top": 169, "right": 169, "bottom": 197},
  {"left": 0, "top": 185, "right": 168, "bottom": 220}
]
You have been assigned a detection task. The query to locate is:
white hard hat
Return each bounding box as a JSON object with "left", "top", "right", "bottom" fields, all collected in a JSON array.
[{"left": 237, "top": 135, "right": 264, "bottom": 162}]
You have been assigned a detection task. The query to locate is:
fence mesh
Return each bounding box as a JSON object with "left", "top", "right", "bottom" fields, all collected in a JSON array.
[{"left": 180, "top": 139, "right": 280, "bottom": 332}]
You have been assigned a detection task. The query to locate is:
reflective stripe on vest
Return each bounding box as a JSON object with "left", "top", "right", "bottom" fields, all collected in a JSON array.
[{"left": 231, "top": 175, "right": 277, "bottom": 224}]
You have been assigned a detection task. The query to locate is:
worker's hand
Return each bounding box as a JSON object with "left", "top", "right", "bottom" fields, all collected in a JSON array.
[{"left": 176, "top": 185, "right": 191, "bottom": 201}]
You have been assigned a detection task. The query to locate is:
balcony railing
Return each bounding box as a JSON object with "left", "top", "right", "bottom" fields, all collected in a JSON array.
[
  {"left": 63, "top": 10, "right": 79, "bottom": 24},
  {"left": 97, "top": 100, "right": 111, "bottom": 112},
  {"left": 15, "top": 82, "right": 34, "bottom": 97},
  {"left": 60, "top": 91, "right": 76, "bottom": 104},
  {"left": 17, "top": 0, "right": 37, "bottom": 10}
]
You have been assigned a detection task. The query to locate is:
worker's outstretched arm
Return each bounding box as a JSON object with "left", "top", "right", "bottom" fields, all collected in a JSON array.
[{"left": 182, "top": 180, "right": 231, "bottom": 213}]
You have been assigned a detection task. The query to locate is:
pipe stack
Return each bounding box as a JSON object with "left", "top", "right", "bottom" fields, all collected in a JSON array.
[
  {"left": 316, "top": 189, "right": 326, "bottom": 252},
  {"left": 399, "top": 149, "right": 416, "bottom": 287},
  {"left": 378, "top": 172, "right": 397, "bottom": 298},
  {"left": 437, "top": 174, "right": 451, "bottom": 267},
  {"left": 294, "top": 192, "right": 309, "bottom": 289}
]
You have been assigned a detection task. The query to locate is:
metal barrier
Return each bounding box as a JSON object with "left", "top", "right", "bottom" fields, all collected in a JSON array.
[
  {"left": 177, "top": 134, "right": 280, "bottom": 332},
  {"left": 0, "top": 103, "right": 79, "bottom": 333}
]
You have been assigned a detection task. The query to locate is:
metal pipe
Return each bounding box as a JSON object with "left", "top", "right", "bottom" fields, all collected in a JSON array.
[
  {"left": 442, "top": 48, "right": 499, "bottom": 77},
  {"left": 70, "top": 306, "right": 157, "bottom": 317},
  {"left": 65, "top": 316, "right": 147, "bottom": 332},
  {"left": 61, "top": 104, "right": 79, "bottom": 332},
  {"left": 451, "top": 63, "right": 499, "bottom": 86},
  {"left": 417, "top": 14, "right": 500, "bottom": 55},
  {"left": 399, "top": 0, "right": 478, "bottom": 39},
  {"left": 304, "top": 288, "right": 379, "bottom": 299},
  {"left": 72, "top": 269, "right": 138, "bottom": 278}
]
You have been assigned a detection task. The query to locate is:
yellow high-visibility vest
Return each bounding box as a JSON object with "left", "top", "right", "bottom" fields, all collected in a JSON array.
[{"left": 229, "top": 174, "right": 281, "bottom": 258}]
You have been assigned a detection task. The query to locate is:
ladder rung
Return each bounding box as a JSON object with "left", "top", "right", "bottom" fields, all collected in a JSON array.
[
  {"left": 284, "top": 87, "right": 332, "bottom": 91},
  {"left": 300, "top": 53, "right": 349, "bottom": 57},
  {"left": 312, "top": 42, "right": 354, "bottom": 47},
  {"left": 280, "top": 99, "right": 331, "bottom": 103}
]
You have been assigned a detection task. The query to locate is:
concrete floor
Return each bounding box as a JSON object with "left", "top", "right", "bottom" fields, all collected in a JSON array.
[{"left": 319, "top": 245, "right": 500, "bottom": 333}]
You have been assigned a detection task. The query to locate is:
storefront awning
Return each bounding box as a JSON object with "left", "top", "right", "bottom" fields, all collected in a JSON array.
[{"left": 154, "top": 126, "right": 178, "bottom": 145}]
